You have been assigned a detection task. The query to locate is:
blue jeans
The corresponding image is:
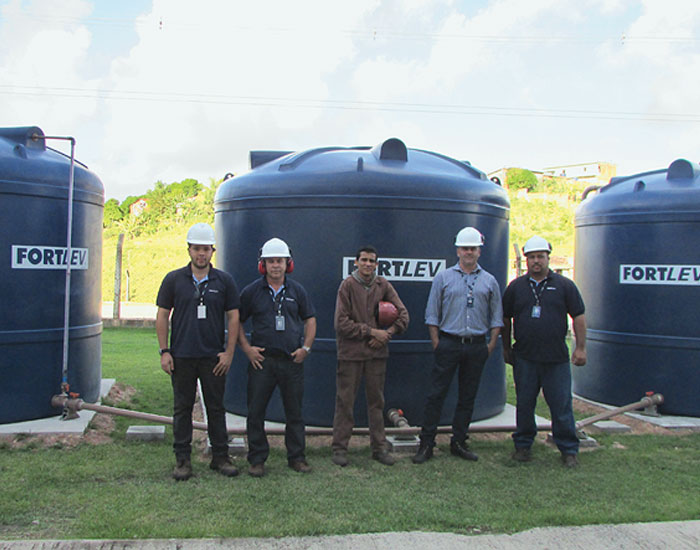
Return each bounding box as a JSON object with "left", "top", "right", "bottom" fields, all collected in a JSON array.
[
  {"left": 420, "top": 336, "right": 488, "bottom": 445},
  {"left": 171, "top": 356, "right": 229, "bottom": 460},
  {"left": 512, "top": 354, "right": 579, "bottom": 455},
  {"left": 246, "top": 354, "right": 305, "bottom": 465}
]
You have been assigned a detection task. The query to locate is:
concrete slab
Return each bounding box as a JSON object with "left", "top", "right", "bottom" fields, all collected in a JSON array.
[
  {"left": 1, "top": 520, "right": 698, "bottom": 549},
  {"left": 0, "top": 379, "right": 115, "bottom": 436},
  {"left": 386, "top": 434, "right": 420, "bottom": 453},
  {"left": 592, "top": 420, "right": 632, "bottom": 433},
  {"left": 125, "top": 425, "right": 165, "bottom": 441},
  {"left": 575, "top": 394, "right": 700, "bottom": 431}
]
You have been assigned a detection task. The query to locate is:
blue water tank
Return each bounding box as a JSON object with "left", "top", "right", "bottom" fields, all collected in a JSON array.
[
  {"left": 574, "top": 159, "right": 700, "bottom": 417},
  {"left": 0, "top": 126, "right": 104, "bottom": 424},
  {"left": 215, "top": 138, "right": 510, "bottom": 427}
]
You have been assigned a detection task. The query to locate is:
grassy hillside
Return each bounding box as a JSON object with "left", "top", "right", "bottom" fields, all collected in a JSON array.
[{"left": 102, "top": 186, "right": 589, "bottom": 304}]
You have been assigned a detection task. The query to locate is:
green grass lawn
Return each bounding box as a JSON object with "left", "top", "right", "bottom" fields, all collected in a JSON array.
[{"left": 1, "top": 328, "right": 698, "bottom": 540}]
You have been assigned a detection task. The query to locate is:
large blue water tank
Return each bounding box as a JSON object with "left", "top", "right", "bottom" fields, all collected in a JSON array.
[
  {"left": 574, "top": 159, "right": 700, "bottom": 417},
  {"left": 215, "top": 138, "right": 510, "bottom": 427},
  {"left": 0, "top": 126, "right": 104, "bottom": 424}
]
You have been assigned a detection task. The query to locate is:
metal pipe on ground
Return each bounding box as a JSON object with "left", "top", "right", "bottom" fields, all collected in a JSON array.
[
  {"left": 51, "top": 395, "right": 521, "bottom": 435},
  {"left": 52, "top": 393, "right": 663, "bottom": 437},
  {"left": 575, "top": 393, "right": 664, "bottom": 430}
]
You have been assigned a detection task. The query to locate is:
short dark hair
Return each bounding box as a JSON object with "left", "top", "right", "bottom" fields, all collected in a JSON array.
[{"left": 355, "top": 245, "right": 378, "bottom": 260}]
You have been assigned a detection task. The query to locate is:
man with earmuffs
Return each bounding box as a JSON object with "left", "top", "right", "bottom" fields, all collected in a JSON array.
[{"left": 237, "top": 238, "right": 316, "bottom": 477}]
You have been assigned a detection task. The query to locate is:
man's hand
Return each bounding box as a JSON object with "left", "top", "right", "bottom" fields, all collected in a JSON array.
[
  {"left": 503, "top": 347, "right": 514, "bottom": 366},
  {"left": 214, "top": 349, "right": 234, "bottom": 376},
  {"left": 291, "top": 347, "right": 308, "bottom": 363},
  {"left": 160, "top": 352, "right": 174, "bottom": 375},
  {"left": 370, "top": 328, "right": 391, "bottom": 346},
  {"left": 571, "top": 348, "right": 586, "bottom": 367},
  {"left": 245, "top": 346, "right": 266, "bottom": 370}
]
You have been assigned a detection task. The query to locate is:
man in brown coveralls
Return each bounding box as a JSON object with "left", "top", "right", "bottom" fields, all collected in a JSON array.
[{"left": 331, "top": 245, "right": 409, "bottom": 467}]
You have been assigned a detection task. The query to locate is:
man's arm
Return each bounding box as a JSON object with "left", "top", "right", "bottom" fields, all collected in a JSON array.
[
  {"left": 237, "top": 323, "right": 265, "bottom": 370},
  {"left": 571, "top": 314, "right": 587, "bottom": 366},
  {"left": 428, "top": 324, "right": 440, "bottom": 350},
  {"left": 156, "top": 307, "right": 173, "bottom": 375},
  {"left": 501, "top": 317, "right": 514, "bottom": 365},
  {"left": 214, "top": 308, "right": 239, "bottom": 376},
  {"left": 487, "top": 326, "right": 500, "bottom": 356},
  {"left": 334, "top": 280, "right": 371, "bottom": 340},
  {"left": 291, "top": 316, "right": 317, "bottom": 363}
]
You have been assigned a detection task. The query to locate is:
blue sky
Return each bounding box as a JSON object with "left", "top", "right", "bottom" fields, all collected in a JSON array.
[{"left": 1, "top": 0, "right": 699, "bottom": 200}]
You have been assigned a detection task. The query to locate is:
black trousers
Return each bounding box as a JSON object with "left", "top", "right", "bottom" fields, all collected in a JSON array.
[
  {"left": 246, "top": 354, "right": 305, "bottom": 465},
  {"left": 171, "top": 356, "right": 229, "bottom": 459},
  {"left": 420, "top": 336, "right": 488, "bottom": 445}
]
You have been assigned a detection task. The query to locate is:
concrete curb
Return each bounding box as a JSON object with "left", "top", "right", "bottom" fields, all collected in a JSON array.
[{"left": 1, "top": 520, "right": 698, "bottom": 549}]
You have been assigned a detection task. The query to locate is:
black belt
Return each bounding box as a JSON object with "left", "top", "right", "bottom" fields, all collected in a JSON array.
[
  {"left": 439, "top": 331, "right": 486, "bottom": 344},
  {"left": 262, "top": 349, "right": 291, "bottom": 359}
]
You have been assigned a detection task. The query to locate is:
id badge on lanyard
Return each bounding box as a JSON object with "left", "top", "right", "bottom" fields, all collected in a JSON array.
[
  {"left": 198, "top": 304, "right": 207, "bottom": 319},
  {"left": 273, "top": 287, "right": 286, "bottom": 331},
  {"left": 529, "top": 279, "right": 546, "bottom": 319}
]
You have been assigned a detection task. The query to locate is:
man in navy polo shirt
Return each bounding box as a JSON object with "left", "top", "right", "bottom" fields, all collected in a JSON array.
[
  {"left": 156, "top": 222, "right": 240, "bottom": 481},
  {"left": 502, "top": 235, "right": 587, "bottom": 468},
  {"left": 237, "top": 238, "right": 316, "bottom": 477}
]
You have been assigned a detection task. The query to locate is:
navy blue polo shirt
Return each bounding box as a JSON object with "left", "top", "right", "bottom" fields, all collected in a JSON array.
[
  {"left": 156, "top": 264, "right": 240, "bottom": 358},
  {"left": 502, "top": 270, "right": 585, "bottom": 363},
  {"left": 239, "top": 276, "right": 315, "bottom": 355}
]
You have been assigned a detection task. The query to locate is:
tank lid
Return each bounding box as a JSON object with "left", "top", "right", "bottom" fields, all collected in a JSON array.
[
  {"left": 249, "top": 150, "right": 293, "bottom": 169},
  {"left": 370, "top": 137, "right": 408, "bottom": 162},
  {"left": 0, "top": 126, "right": 46, "bottom": 151},
  {"left": 667, "top": 158, "right": 698, "bottom": 180}
]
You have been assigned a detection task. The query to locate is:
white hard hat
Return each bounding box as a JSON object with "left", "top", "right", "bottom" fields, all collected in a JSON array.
[
  {"left": 455, "top": 226, "right": 484, "bottom": 247},
  {"left": 260, "top": 237, "right": 291, "bottom": 258},
  {"left": 522, "top": 235, "right": 552, "bottom": 255},
  {"left": 187, "top": 223, "right": 216, "bottom": 245}
]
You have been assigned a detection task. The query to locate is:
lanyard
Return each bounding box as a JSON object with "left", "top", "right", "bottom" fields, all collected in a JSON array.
[
  {"left": 462, "top": 270, "right": 480, "bottom": 298},
  {"left": 269, "top": 286, "right": 286, "bottom": 317},
  {"left": 192, "top": 279, "right": 209, "bottom": 305},
  {"left": 529, "top": 278, "right": 548, "bottom": 306}
]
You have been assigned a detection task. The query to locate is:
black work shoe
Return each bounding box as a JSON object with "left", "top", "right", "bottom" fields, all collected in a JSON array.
[
  {"left": 210, "top": 456, "right": 239, "bottom": 477},
  {"left": 289, "top": 460, "right": 312, "bottom": 473},
  {"left": 561, "top": 453, "right": 578, "bottom": 468},
  {"left": 412, "top": 443, "right": 433, "bottom": 464},
  {"left": 511, "top": 447, "right": 532, "bottom": 462},
  {"left": 372, "top": 450, "right": 396, "bottom": 466},
  {"left": 173, "top": 458, "right": 192, "bottom": 481},
  {"left": 331, "top": 452, "right": 349, "bottom": 467},
  {"left": 450, "top": 440, "right": 478, "bottom": 461},
  {"left": 248, "top": 463, "right": 265, "bottom": 477}
]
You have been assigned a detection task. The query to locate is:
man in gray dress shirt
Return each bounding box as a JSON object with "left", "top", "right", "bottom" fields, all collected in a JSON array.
[{"left": 413, "top": 226, "right": 503, "bottom": 464}]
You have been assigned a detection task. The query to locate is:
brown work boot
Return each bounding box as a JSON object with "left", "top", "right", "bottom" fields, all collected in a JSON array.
[
  {"left": 172, "top": 458, "right": 192, "bottom": 481},
  {"left": 210, "top": 455, "right": 239, "bottom": 477},
  {"left": 561, "top": 453, "right": 578, "bottom": 468},
  {"left": 512, "top": 447, "right": 532, "bottom": 462},
  {"left": 289, "top": 460, "right": 312, "bottom": 473},
  {"left": 248, "top": 462, "right": 265, "bottom": 477},
  {"left": 372, "top": 450, "right": 396, "bottom": 466},
  {"left": 332, "top": 451, "right": 349, "bottom": 467}
]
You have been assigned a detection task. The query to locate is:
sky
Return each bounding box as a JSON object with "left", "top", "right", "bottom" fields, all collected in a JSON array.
[{"left": 1, "top": 0, "right": 699, "bottom": 201}]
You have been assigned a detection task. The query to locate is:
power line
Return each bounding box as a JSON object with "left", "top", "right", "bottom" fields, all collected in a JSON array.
[
  {"left": 2, "top": 10, "right": 698, "bottom": 44},
  {"left": 0, "top": 84, "right": 697, "bottom": 123}
]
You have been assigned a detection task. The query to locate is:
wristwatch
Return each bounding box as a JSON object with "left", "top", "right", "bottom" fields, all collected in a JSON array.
[
  {"left": 159, "top": 348, "right": 171, "bottom": 356},
  {"left": 302, "top": 345, "right": 312, "bottom": 354}
]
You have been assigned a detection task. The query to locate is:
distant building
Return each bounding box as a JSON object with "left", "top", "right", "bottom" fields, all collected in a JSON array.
[
  {"left": 129, "top": 198, "right": 148, "bottom": 217},
  {"left": 541, "top": 161, "right": 616, "bottom": 183},
  {"left": 488, "top": 162, "right": 616, "bottom": 189}
]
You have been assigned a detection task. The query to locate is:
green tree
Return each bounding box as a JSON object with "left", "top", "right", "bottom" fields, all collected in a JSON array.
[
  {"left": 103, "top": 198, "right": 123, "bottom": 227},
  {"left": 506, "top": 168, "right": 538, "bottom": 192}
]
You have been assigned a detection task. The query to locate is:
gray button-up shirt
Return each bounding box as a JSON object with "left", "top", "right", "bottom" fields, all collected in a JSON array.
[{"left": 425, "top": 262, "right": 504, "bottom": 337}]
